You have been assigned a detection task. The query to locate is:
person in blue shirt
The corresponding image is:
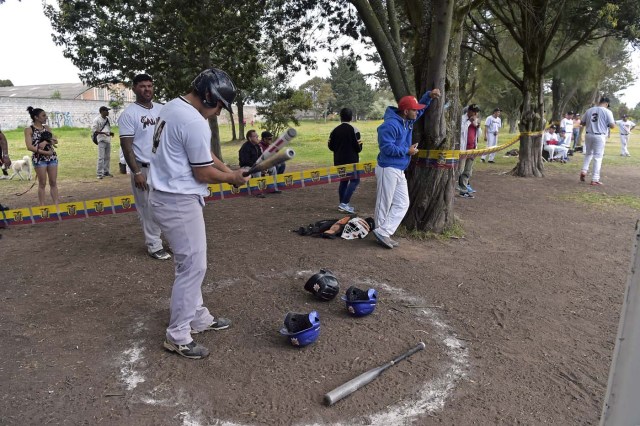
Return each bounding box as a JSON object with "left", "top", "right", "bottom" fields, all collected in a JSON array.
[{"left": 372, "top": 89, "right": 441, "bottom": 249}]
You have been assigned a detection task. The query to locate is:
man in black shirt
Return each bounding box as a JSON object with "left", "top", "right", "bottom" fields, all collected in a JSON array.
[{"left": 328, "top": 108, "right": 363, "bottom": 214}]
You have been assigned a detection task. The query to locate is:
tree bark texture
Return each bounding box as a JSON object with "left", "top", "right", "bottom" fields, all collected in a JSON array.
[
  {"left": 237, "top": 99, "right": 245, "bottom": 140},
  {"left": 403, "top": 0, "right": 457, "bottom": 233},
  {"left": 208, "top": 116, "right": 223, "bottom": 162}
]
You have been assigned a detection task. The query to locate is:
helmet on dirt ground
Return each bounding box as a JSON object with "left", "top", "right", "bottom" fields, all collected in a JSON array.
[
  {"left": 341, "top": 217, "right": 375, "bottom": 240},
  {"left": 279, "top": 311, "right": 320, "bottom": 347},
  {"left": 192, "top": 68, "right": 236, "bottom": 113},
  {"left": 304, "top": 269, "right": 340, "bottom": 301},
  {"left": 341, "top": 286, "right": 378, "bottom": 317}
]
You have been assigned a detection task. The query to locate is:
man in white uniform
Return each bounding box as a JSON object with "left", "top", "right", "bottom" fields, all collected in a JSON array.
[
  {"left": 616, "top": 114, "right": 636, "bottom": 157},
  {"left": 560, "top": 111, "right": 574, "bottom": 150},
  {"left": 119, "top": 74, "right": 170, "bottom": 260},
  {"left": 149, "top": 68, "right": 249, "bottom": 359},
  {"left": 92, "top": 106, "right": 114, "bottom": 179},
  {"left": 580, "top": 97, "right": 616, "bottom": 185},
  {"left": 481, "top": 107, "right": 501, "bottom": 163}
]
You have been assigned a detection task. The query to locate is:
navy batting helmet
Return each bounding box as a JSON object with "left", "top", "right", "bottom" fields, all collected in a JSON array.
[
  {"left": 342, "top": 286, "right": 378, "bottom": 317},
  {"left": 304, "top": 269, "right": 340, "bottom": 301},
  {"left": 192, "top": 68, "right": 236, "bottom": 113},
  {"left": 279, "top": 311, "right": 320, "bottom": 347}
]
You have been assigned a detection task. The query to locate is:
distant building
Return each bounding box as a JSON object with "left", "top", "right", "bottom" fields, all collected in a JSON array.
[
  {"left": 0, "top": 83, "right": 134, "bottom": 130},
  {"left": 0, "top": 83, "right": 135, "bottom": 102}
]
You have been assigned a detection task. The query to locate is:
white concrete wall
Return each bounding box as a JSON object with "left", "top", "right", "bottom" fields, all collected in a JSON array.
[{"left": 1, "top": 97, "right": 259, "bottom": 130}]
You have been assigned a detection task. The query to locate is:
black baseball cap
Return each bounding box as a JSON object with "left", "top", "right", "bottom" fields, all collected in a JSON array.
[
  {"left": 493, "top": 108, "right": 502, "bottom": 113},
  {"left": 549, "top": 124, "right": 557, "bottom": 130},
  {"left": 261, "top": 131, "right": 273, "bottom": 139},
  {"left": 468, "top": 104, "right": 480, "bottom": 112},
  {"left": 599, "top": 96, "right": 610, "bottom": 104},
  {"left": 567, "top": 111, "right": 574, "bottom": 115},
  {"left": 99, "top": 106, "right": 111, "bottom": 112}
]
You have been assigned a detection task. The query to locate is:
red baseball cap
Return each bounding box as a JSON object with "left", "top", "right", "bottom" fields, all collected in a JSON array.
[{"left": 397, "top": 96, "right": 426, "bottom": 111}]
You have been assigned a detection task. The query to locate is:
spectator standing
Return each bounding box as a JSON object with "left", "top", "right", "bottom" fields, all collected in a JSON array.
[
  {"left": 572, "top": 113, "right": 582, "bottom": 149},
  {"left": 0, "top": 125, "right": 10, "bottom": 181},
  {"left": 92, "top": 106, "right": 115, "bottom": 179},
  {"left": 560, "top": 111, "right": 574, "bottom": 149},
  {"left": 615, "top": 114, "right": 636, "bottom": 157},
  {"left": 458, "top": 104, "right": 481, "bottom": 198},
  {"left": 0, "top": 127, "right": 11, "bottom": 211},
  {"left": 580, "top": 97, "right": 616, "bottom": 185},
  {"left": 119, "top": 74, "right": 171, "bottom": 260},
  {"left": 372, "top": 89, "right": 441, "bottom": 249},
  {"left": 24, "top": 106, "right": 59, "bottom": 206},
  {"left": 328, "top": 108, "right": 363, "bottom": 214},
  {"left": 481, "top": 108, "right": 502, "bottom": 163}
]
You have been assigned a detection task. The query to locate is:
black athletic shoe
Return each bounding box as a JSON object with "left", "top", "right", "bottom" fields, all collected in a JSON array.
[
  {"left": 163, "top": 340, "right": 209, "bottom": 359},
  {"left": 149, "top": 249, "right": 171, "bottom": 260},
  {"left": 191, "top": 317, "right": 231, "bottom": 334},
  {"left": 0, "top": 204, "right": 10, "bottom": 211}
]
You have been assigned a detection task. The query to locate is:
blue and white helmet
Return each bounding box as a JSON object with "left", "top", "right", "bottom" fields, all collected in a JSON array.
[
  {"left": 341, "top": 286, "right": 378, "bottom": 317},
  {"left": 279, "top": 311, "right": 320, "bottom": 347}
]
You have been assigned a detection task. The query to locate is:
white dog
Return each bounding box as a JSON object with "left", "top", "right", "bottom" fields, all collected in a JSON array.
[{"left": 9, "top": 156, "right": 32, "bottom": 181}]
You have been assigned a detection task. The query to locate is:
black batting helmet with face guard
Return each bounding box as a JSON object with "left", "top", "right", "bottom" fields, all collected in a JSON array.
[
  {"left": 304, "top": 269, "right": 340, "bottom": 301},
  {"left": 192, "top": 68, "right": 236, "bottom": 113}
]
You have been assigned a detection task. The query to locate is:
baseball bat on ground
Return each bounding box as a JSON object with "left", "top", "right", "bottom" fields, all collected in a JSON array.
[
  {"left": 255, "top": 128, "right": 297, "bottom": 164},
  {"left": 242, "top": 148, "right": 295, "bottom": 177},
  {"left": 324, "top": 342, "right": 426, "bottom": 406}
]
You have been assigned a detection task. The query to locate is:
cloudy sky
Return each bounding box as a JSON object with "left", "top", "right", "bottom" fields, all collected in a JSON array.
[{"left": 1, "top": 0, "right": 638, "bottom": 107}]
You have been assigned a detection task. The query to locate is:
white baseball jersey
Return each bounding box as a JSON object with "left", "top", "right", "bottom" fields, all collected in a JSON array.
[
  {"left": 485, "top": 115, "right": 502, "bottom": 134},
  {"left": 560, "top": 117, "right": 573, "bottom": 133},
  {"left": 148, "top": 97, "right": 213, "bottom": 196},
  {"left": 542, "top": 131, "right": 559, "bottom": 145},
  {"left": 616, "top": 119, "right": 636, "bottom": 135},
  {"left": 582, "top": 106, "right": 615, "bottom": 135},
  {"left": 118, "top": 102, "right": 163, "bottom": 164}
]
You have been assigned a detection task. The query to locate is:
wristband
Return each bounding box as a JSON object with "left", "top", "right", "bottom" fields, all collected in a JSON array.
[{"left": 134, "top": 171, "right": 143, "bottom": 176}]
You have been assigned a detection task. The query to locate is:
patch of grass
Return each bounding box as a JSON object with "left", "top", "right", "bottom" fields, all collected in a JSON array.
[
  {"left": 395, "top": 219, "right": 465, "bottom": 241},
  {"left": 559, "top": 192, "right": 640, "bottom": 210}
]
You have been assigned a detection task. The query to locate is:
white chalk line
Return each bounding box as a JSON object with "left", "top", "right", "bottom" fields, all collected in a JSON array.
[{"left": 116, "top": 270, "right": 470, "bottom": 425}]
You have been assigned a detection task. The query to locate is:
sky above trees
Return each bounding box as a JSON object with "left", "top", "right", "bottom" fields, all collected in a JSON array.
[{"left": 0, "top": 1, "right": 638, "bottom": 107}]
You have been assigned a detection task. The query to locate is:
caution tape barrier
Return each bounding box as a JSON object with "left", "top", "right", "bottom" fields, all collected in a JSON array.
[{"left": 1, "top": 133, "right": 532, "bottom": 227}]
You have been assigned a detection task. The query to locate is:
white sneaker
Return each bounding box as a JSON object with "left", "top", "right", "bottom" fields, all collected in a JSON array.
[{"left": 338, "top": 203, "right": 354, "bottom": 214}]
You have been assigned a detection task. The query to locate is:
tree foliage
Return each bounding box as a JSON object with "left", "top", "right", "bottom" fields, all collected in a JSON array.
[
  {"left": 0, "top": 79, "right": 13, "bottom": 87},
  {"left": 299, "top": 77, "right": 336, "bottom": 121},
  {"left": 329, "top": 57, "right": 373, "bottom": 120},
  {"left": 256, "top": 89, "right": 312, "bottom": 136}
]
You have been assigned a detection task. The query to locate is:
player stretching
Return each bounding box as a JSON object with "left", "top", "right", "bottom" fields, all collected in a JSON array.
[{"left": 148, "top": 69, "right": 249, "bottom": 359}]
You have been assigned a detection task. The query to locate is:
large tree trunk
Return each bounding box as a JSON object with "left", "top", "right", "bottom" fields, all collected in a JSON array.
[
  {"left": 237, "top": 99, "right": 245, "bottom": 140},
  {"left": 513, "top": 71, "right": 545, "bottom": 177},
  {"left": 230, "top": 112, "right": 237, "bottom": 141},
  {"left": 208, "top": 116, "right": 223, "bottom": 162},
  {"left": 404, "top": 0, "right": 456, "bottom": 233}
]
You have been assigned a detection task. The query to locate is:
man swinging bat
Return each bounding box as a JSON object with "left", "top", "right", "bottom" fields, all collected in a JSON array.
[{"left": 148, "top": 68, "right": 250, "bottom": 359}]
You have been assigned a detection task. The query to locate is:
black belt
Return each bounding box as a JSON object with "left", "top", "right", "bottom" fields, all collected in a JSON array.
[
  {"left": 138, "top": 162, "right": 150, "bottom": 167},
  {"left": 586, "top": 133, "right": 604, "bottom": 135}
]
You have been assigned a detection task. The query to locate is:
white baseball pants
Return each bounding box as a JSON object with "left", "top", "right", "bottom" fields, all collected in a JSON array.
[
  {"left": 620, "top": 134, "right": 630, "bottom": 156},
  {"left": 582, "top": 134, "right": 607, "bottom": 182},
  {"left": 149, "top": 191, "right": 214, "bottom": 345},
  {"left": 374, "top": 165, "right": 409, "bottom": 238},
  {"left": 130, "top": 166, "right": 163, "bottom": 254},
  {"left": 481, "top": 133, "right": 498, "bottom": 162}
]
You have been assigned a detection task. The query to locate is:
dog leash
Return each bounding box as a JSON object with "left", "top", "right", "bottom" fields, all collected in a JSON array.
[{"left": 15, "top": 182, "right": 36, "bottom": 196}]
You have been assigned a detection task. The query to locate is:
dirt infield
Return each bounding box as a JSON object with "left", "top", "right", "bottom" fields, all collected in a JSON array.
[{"left": 1, "top": 162, "right": 638, "bottom": 425}]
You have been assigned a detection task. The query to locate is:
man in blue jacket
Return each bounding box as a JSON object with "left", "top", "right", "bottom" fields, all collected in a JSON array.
[{"left": 372, "top": 89, "right": 441, "bottom": 249}]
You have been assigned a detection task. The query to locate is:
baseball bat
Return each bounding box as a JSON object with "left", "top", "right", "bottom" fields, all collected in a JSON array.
[
  {"left": 324, "top": 342, "right": 426, "bottom": 406},
  {"left": 242, "top": 148, "right": 295, "bottom": 177},
  {"left": 255, "top": 128, "right": 297, "bottom": 164}
]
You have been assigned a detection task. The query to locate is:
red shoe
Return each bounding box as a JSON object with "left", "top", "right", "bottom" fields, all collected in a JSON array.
[
  {"left": 590, "top": 181, "right": 603, "bottom": 186},
  {"left": 579, "top": 172, "right": 586, "bottom": 182}
]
